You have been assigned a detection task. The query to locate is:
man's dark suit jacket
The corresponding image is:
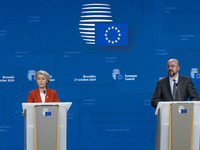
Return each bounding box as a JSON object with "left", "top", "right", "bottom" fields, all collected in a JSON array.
[{"left": 151, "top": 74, "right": 199, "bottom": 108}]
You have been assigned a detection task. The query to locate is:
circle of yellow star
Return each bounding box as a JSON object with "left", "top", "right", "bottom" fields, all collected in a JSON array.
[{"left": 104, "top": 26, "right": 121, "bottom": 44}]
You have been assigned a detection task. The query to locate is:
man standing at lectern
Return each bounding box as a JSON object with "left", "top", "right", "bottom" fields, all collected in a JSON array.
[{"left": 151, "top": 58, "right": 199, "bottom": 108}]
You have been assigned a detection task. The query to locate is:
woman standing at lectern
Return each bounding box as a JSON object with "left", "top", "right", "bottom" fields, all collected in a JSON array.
[{"left": 27, "top": 70, "right": 60, "bottom": 103}]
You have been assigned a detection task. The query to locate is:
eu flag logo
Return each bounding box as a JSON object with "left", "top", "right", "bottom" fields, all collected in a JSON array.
[
  {"left": 45, "top": 112, "right": 51, "bottom": 116},
  {"left": 96, "top": 23, "right": 128, "bottom": 46}
]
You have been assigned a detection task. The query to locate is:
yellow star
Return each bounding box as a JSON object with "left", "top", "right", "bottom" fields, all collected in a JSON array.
[
  {"left": 106, "top": 30, "right": 108, "bottom": 33},
  {"left": 118, "top": 37, "right": 120, "bottom": 40},
  {"left": 118, "top": 30, "right": 120, "bottom": 32},
  {"left": 106, "top": 37, "right": 108, "bottom": 40},
  {"left": 108, "top": 40, "right": 110, "bottom": 43},
  {"left": 112, "top": 41, "right": 114, "bottom": 44},
  {"left": 115, "top": 40, "right": 118, "bottom": 43},
  {"left": 105, "top": 34, "right": 107, "bottom": 36},
  {"left": 118, "top": 34, "right": 121, "bottom": 36},
  {"left": 108, "top": 27, "right": 110, "bottom": 30},
  {"left": 115, "top": 27, "right": 118, "bottom": 30},
  {"left": 112, "top": 26, "right": 114, "bottom": 29}
]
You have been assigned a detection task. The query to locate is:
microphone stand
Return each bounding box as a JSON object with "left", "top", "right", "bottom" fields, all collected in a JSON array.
[{"left": 176, "top": 83, "right": 181, "bottom": 101}]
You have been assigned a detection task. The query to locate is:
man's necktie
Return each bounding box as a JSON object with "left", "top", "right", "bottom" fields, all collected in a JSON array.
[{"left": 172, "top": 79, "right": 177, "bottom": 100}]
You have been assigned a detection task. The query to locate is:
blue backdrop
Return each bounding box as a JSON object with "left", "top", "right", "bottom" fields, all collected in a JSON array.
[{"left": 0, "top": 0, "right": 200, "bottom": 150}]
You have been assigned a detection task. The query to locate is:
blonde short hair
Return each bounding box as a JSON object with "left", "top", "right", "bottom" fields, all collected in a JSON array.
[{"left": 34, "top": 70, "right": 50, "bottom": 85}]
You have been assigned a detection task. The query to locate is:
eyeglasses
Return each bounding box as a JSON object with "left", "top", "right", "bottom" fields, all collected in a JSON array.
[{"left": 167, "top": 65, "right": 177, "bottom": 68}]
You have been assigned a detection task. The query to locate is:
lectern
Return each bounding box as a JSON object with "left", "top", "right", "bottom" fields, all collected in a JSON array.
[
  {"left": 22, "top": 102, "right": 72, "bottom": 150},
  {"left": 155, "top": 101, "right": 200, "bottom": 150}
]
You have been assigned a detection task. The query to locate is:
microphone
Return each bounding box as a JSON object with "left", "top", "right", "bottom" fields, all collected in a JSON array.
[
  {"left": 43, "top": 90, "right": 46, "bottom": 95},
  {"left": 175, "top": 83, "right": 181, "bottom": 101}
]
